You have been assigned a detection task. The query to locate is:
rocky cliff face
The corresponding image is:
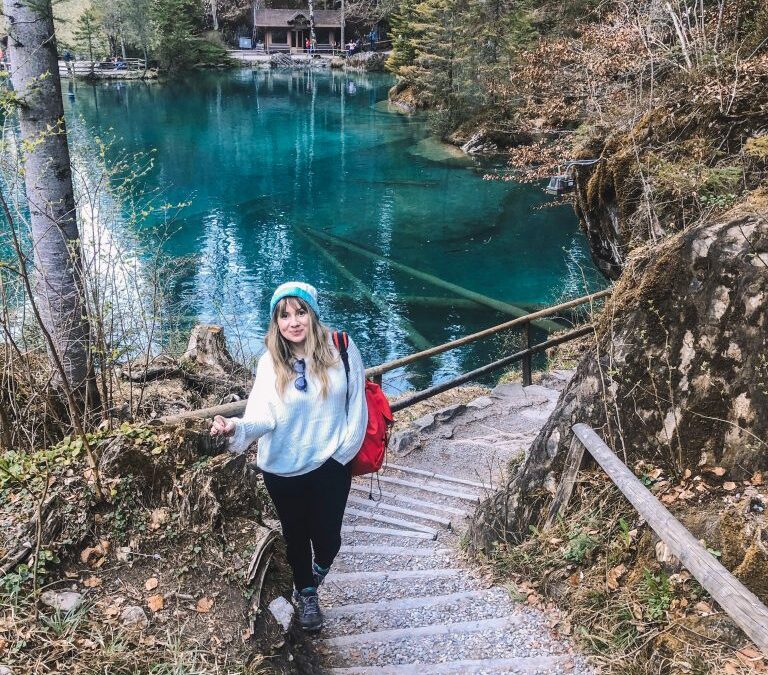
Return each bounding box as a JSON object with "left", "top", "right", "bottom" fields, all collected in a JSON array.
[{"left": 472, "top": 194, "right": 768, "bottom": 549}]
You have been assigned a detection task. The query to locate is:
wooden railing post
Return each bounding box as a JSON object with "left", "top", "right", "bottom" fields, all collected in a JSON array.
[
  {"left": 570, "top": 423, "right": 768, "bottom": 655},
  {"left": 521, "top": 321, "right": 532, "bottom": 386}
]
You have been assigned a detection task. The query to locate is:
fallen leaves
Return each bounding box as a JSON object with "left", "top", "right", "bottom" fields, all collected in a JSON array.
[
  {"left": 83, "top": 576, "right": 102, "bottom": 588},
  {"left": 606, "top": 564, "right": 627, "bottom": 591},
  {"left": 195, "top": 597, "right": 214, "bottom": 613},
  {"left": 723, "top": 481, "right": 737, "bottom": 491},
  {"left": 144, "top": 577, "right": 159, "bottom": 591},
  {"left": 80, "top": 540, "right": 110, "bottom": 567},
  {"left": 147, "top": 594, "right": 164, "bottom": 612}
]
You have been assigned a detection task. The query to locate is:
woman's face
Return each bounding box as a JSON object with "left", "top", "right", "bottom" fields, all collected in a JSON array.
[{"left": 277, "top": 298, "right": 310, "bottom": 349}]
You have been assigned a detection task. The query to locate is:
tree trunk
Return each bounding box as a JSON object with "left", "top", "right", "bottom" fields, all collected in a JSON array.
[
  {"left": 309, "top": 0, "right": 316, "bottom": 49},
  {"left": 211, "top": 0, "right": 219, "bottom": 31},
  {"left": 3, "top": 0, "right": 96, "bottom": 410},
  {"left": 181, "top": 325, "right": 236, "bottom": 376}
]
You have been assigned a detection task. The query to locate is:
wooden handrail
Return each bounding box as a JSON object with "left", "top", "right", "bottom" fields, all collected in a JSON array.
[
  {"left": 556, "top": 424, "right": 768, "bottom": 655},
  {"left": 390, "top": 325, "right": 593, "bottom": 413},
  {"left": 367, "top": 289, "right": 610, "bottom": 378},
  {"left": 158, "top": 291, "right": 607, "bottom": 425}
]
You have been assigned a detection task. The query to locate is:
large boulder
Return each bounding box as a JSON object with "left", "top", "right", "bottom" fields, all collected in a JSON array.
[
  {"left": 346, "top": 51, "right": 388, "bottom": 71},
  {"left": 471, "top": 196, "right": 768, "bottom": 550}
]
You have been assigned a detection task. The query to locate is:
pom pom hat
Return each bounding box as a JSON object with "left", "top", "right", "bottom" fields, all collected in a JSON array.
[{"left": 270, "top": 281, "right": 320, "bottom": 319}]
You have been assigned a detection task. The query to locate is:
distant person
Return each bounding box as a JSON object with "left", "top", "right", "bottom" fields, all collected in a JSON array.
[
  {"left": 63, "top": 49, "right": 74, "bottom": 76},
  {"left": 305, "top": 37, "right": 311, "bottom": 53},
  {"left": 367, "top": 29, "right": 377, "bottom": 52},
  {"left": 310, "top": 36, "right": 317, "bottom": 55},
  {"left": 115, "top": 56, "right": 126, "bottom": 70}
]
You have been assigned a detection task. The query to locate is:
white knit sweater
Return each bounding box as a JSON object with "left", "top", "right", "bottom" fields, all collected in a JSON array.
[{"left": 228, "top": 335, "right": 368, "bottom": 477}]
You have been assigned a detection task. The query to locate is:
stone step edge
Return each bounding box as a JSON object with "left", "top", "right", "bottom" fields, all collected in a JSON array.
[
  {"left": 341, "top": 525, "right": 435, "bottom": 540},
  {"left": 337, "top": 544, "right": 452, "bottom": 558},
  {"left": 361, "top": 475, "right": 480, "bottom": 502},
  {"left": 384, "top": 462, "right": 493, "bottom": 491},
  {"left": 322, "top": 615, "right": 521, "bottom": 648},
  {"left": 345, "top": 507, "right": 439, "bottom": 536},
  {"left": 324, "top": 567, "right": 463, "bottom": 585},
  {"left": 322, "top": 588, "right": 495, "bottom": 618},
  {"left": 349, "top": 483, "right": 470, "bottom": 517},
  {"left": 327, "top": 655, "right": 570, "bottom": 674},
  {"left": 347, "top": 495, "right": 452, "bottom": 527}
]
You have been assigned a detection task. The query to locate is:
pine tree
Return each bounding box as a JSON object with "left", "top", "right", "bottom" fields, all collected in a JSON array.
[
  {"left": 462, "top": 0, "right": 535, "bottom": 107},
  {"left": 409, "top": 0, "right": 464, "bottom": 118},
  {"left": 151, "top": 0, "right": 205, "bottom": 70},
  {"left": 387, "top": 2, "right": 421, "bottom": 74},
  {"left": 74, "top": 6, "right": 102, "bottom": 76}
]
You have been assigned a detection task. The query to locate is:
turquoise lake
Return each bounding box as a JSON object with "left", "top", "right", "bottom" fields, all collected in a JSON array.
[{"left": 62, "top": 69, "right": 603, "bottom": 392}]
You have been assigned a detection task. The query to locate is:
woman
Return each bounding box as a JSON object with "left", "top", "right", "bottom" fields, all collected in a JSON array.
[{"left": 210, "top": 281, "right": 367, "bottom": 631}]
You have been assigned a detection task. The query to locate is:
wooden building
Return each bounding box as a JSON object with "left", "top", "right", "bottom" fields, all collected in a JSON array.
[{"left": 253, "top": 9, "right": 342, "bottom": 53}]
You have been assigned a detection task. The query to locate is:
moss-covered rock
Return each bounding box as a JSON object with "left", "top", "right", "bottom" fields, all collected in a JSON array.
[{"left": 472, "top": 194, "right": 768, "bottom": 549}]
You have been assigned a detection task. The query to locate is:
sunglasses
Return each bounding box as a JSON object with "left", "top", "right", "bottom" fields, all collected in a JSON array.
[{"left": 293, "top": 358, "right": 307, "bottom": 392}]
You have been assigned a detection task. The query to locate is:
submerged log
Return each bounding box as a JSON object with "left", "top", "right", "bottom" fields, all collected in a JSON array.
[
  {"left": 293, "top": 226, "right": 433, "bottom": 351},
  {"left": 303, "top": 227, "right": 564, "bottom": 333},
  {"left": 329, "top": 291, "right": 545, "bottom": 313}
]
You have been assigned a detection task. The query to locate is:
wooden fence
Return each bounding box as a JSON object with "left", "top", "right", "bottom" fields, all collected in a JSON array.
[
  {"left": 546, "top": 423, "right": 768, "bottom": 655},
  {"left": 58, "top": 58, "right": 147, "bottom": 76}
]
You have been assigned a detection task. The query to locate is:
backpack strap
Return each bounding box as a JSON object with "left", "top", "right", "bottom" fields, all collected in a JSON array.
[{"left": 332, "top": 330, "right": 350, "bottom": 412}]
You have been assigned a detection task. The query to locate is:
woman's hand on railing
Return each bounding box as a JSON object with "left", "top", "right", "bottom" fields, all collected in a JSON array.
[{"left": 210, "top": 415, "right": 236, "bottom": 437}]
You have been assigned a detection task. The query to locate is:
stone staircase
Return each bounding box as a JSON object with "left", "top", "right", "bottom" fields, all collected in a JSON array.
[{"left": 311, "top": 379, "right": 592, "bottom": 674}]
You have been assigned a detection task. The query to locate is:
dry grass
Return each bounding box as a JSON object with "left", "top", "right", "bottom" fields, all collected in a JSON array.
[
  {"left": 0, "top": 425, "right": 297, "bottom": 675},
  {"left": 482, "top": 469, "right": 767, "bottom": 674}
]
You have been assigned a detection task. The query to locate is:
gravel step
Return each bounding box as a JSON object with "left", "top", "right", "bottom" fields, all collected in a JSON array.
[
  {"left": 322, "top": 622, "right": 572, "bottom": 669},
  {"left": 341, "top": 525, "right": 437, "bottom": 541},
  {"left": 325, "top": 568, "right": 462, "bottom": 585},
  {"left": 338, "top": 545, "right": 451, "bottom": 557},
  {"left": 349, "top": 483, "right": 471, "bottom": 518},
  {"left": 328, "top": 655, "right": 572, "bottom": 674},
  {"left": 384, "top": 462, "right": 493, "bottom": 491},
  {"left": 320, "top": 569, "right": 476, "bottom": 605},
  {"left": 332, "top": 550, "right": 456, "bottom": 573},
  {"left": 347, "top": 495, "right": 453, "bottom": 527},
  {"left": 344, "top": 508, "right": 439, "bottom": 536},
  {"left": 322, "top": 616, "right": 521, "bottom": 648},
  {"left": 323, "top": 588, "right": 515, "bottom": 636},
  {"left": 362, "top": 475, "right": 481, "bottom": 502},
  {"left": 324, "top": 589, "right": 498, "bottom": 618}
]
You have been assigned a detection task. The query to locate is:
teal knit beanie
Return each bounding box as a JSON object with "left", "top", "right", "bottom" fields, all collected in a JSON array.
[{"left": 269, "top": 281, "right": 320, "bottom": 318}]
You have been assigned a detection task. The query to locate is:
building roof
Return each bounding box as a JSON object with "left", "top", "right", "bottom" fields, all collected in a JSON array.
[{"left": 254, "top": 9, "right": 342, "bottom": 28}]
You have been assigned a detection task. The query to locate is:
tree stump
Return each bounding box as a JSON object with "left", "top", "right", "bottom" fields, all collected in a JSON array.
[{"left": 180, "top": 325, "right": 236, "bottom": 376}]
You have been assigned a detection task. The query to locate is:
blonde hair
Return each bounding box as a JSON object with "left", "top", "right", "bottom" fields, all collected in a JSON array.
[{"left": 265, "top": 297, "right": 337, "bottom": 398}]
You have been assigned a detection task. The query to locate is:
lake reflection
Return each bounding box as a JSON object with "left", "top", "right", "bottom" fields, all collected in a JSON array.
[{"left": 64, "top": 70, "right": 602, "bottom": 392}]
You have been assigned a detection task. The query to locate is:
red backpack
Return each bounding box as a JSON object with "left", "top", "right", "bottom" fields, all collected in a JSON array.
[{"left": 333, "top": 331, "right": 393, "bottom": 476}]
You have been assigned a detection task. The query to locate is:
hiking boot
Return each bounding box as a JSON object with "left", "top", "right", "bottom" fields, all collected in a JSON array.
[
  {"left": 293, "top": 587, "right": 323, "bottom": 632},
  {"left": 312, "top": 562, "right": 330, "bottom": 588}
]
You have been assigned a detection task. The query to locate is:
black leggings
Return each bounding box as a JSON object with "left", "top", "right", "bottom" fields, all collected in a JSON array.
[{"left": 262, "top": 457, "right": 352, "bottom": 591}]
